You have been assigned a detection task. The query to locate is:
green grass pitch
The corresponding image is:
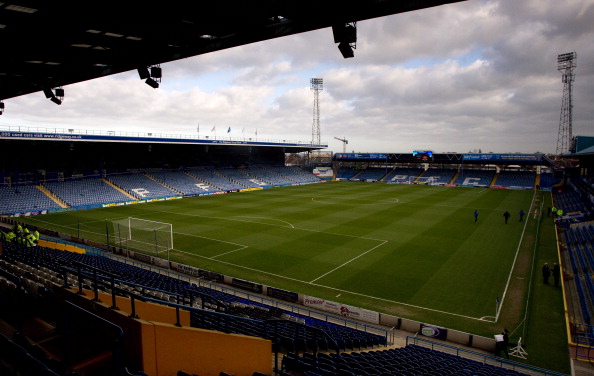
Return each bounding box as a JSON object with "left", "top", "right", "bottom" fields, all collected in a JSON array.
[
  {"left": 19, "top": 181, "right": 571, "bottom": 373},
  {"left": 21, "top": 182, "right": 535, "bottom": 330}
]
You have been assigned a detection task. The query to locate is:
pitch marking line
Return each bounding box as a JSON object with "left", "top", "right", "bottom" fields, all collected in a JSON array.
[
  {"left": 311, "top": 196, "right": 399, "bottom": 205},
  {"left": 174, "top": 231, "right": 248, "bottom": 259},
  {"left": 154, "top": 209, "right": 387, "bottom": 242},
  {"left": 309, "top": 240, "right": 388, "bottom": 283},
  {"left": 233, "top": 215, "right": 295, "bottom": 228},
  {"left": 494, "top": 190, "right": 538, "bottom": 322},
  {"left": 171, "top": 247, "right": 488, "bottom": 322}
]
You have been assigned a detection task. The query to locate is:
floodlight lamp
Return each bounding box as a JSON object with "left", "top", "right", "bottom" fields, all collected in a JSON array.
[
  {"left": 0, "top": 101, "right": 4, "bottom": 115},
  {"left": 43, "top": 87, "right": 54, "bottom": 98},
  {"left": 557, "top": 52, "right": 576, "bottom": 63},
  {"left": 343, "top": 25, "right": 357, "bottom": 44},
  {"left": 338, "top": 41, "right": 354, "bottom": 58},
  {"left": 145, "top": 78, "right": 159, "bottom": 88},
  {"left": 137, "top": 66, "right": 150, "bottom": 79},
  {"left": 50, "top": 96, "right": 62, "bottom": 105},
  {"left": 150, "top": 66, "right": 162, "bottom": 79},
  {"left": 54, "top": 88, "right": 64, "bottom": 98}
]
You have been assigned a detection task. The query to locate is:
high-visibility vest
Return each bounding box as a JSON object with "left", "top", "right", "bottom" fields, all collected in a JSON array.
[{"left": 26, "top": 234, "right": 36, "bottom": 247}]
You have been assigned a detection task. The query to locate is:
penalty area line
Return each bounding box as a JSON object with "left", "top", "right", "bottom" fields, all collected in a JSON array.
[{"left": 173, "top": 230, "right": 249, "bottom": 259}]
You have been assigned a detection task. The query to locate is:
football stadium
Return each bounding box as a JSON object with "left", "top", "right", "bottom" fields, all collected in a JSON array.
[{"left": 0, "top": 2, "right": 592, "bottom": 376}]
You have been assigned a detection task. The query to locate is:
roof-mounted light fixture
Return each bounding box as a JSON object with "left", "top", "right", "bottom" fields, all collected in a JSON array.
[
  {"left": 137, "top": 65, "right": 162, "bottom": 88},
  {"left": 332, "top": 22, "right": 357, "bottom": 59},
  {"left": 42, "top": 86, "right": 64, "bottom": 105}
]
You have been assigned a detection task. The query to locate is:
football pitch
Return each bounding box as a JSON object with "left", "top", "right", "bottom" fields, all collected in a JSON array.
[{"left": 20, "top": 181, "right": 544, "bottom": 336}]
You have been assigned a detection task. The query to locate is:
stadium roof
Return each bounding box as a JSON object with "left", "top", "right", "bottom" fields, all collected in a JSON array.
[{"left": 0, "top": 0, "right": 467, "bottom": 101}]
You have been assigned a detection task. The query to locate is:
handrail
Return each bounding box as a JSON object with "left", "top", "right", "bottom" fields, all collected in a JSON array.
[
  {"left": 406, "top": 336, "right": 568, "bottom": 376},
  {"left": 0, "top": 124, "right": 326, "bottom": 147},
  {"left": 197, "top": 279, "right": 391, "bottom": 344},
  {"left": 62, "top": 265, "right": 348, "bottom": 362},
  {"left": 62, "top": 300, "right": 125, "bottom": 375}
]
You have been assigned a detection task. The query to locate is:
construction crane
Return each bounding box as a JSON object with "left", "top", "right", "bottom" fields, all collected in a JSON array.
[{"left": 334, "top": 136, "right": 348, "bottom": 153}]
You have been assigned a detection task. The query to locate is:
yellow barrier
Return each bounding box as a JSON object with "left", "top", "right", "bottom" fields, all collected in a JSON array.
[
  {"left": 62, "top": 289, "right": 271, "bottom": 376},
  {"left": 38, "top": 239, "right": 86, "bottom": 254}
]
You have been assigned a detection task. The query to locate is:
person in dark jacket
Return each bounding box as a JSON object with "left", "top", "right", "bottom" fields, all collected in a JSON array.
[{"left": 542, "top": 263, "right": 551, "bottom": 284}]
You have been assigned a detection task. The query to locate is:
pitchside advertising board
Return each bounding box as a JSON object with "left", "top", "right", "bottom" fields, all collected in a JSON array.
[
  {"left": 335, "top": 153, "right": 388, "bottom": 160},
  {"left": 420, "top": 323, "right": 448, "bottom": 340},
  {"left": 462, "top": 154, "right": 542, "bottom": 162},
  {"left": 304, "top": 296, "right": 380, "bottom": 324}
]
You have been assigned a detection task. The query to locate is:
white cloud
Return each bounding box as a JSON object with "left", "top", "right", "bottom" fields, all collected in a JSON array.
[{"left": 1, "top": 0, "right": 593, "bottom": 155}]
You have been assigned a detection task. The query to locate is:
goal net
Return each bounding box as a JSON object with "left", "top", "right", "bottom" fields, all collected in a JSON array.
[{"left": 112, "top": 217, "right": 173, "bottom": 255}]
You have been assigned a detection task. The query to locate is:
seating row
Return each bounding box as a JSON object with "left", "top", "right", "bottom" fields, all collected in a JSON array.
[
  {"left": 282, "top": 345, "right": 529, "bottom": 376},
  {"left": 0, "top": 241, "right": 386, "bottom": 351}
]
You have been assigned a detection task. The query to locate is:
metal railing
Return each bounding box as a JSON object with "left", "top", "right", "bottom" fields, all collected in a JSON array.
[
  {"left": 407, "top": 336, "right": 568, "bottom": 376},
  {"left": 0, "top": 124, "right": 326, "bottom": 147}
]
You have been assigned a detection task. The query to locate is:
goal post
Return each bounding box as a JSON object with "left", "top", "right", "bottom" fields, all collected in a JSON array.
[{"left": 112, "top": 217, "right": 173, "bottom": 255}]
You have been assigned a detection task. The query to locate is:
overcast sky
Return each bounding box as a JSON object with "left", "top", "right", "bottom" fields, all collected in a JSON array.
[{"left": 1, "top": 0, "right": 593, "bottom": 155}]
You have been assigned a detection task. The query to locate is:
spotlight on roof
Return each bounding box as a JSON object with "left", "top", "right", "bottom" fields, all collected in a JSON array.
[
  {"left": 54, "top": 87, "right": 64, "bottom": 104},
  {"left": 138, "top": 64, "right": 162, "bottom": 88},
  {"left": 42, "top": 86, "right": 64, "bottom": 105},
  {"left": 338, "top": 41, "right": 354, "bottom": 59},
  {"left": 137, "top": 66, "right": 150, "bottom": 80},
  {"left": 0, "top": 101, "right": 4, "bottom": 115},
  {"left": 332, "top": 22, "right": 357, "bottom": 59},
  {"left": 43, "top": 87, "right": 54, "bottom": 98},
  {"left": 150, "top": 66, "right": 162, "bottom": 79},
  {"left": 145, "top": 77, "right": 159, "bottom": 89}
]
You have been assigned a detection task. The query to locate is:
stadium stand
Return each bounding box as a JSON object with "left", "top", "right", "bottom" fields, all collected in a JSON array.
[
  {"left": 282, "top": 343, "right": 531, "bottom": 376},
  {"left": 554, "top": 188, "right": 588, "bottom": 215},
  {"left": 274, "top": 166, "right": 321, "bottom": 184},
  {"left": 147, "top": 170, "right": 220, "bottom": 196},
  {"left": 350, "top": 167, "right": 390, "bottom": 182},
  {"left": 43, "top": 178, "right": 131, "bottom": 207},
  {"left": 187, "top": 168, "right": 247, "bottom": 191},
  {"left": 382, "top": 167, "right": 424, "bottom": 184},
  {"left": 0, "top": 185, "right": 62, "bottom": 214},
  {"left": 243, "top": 166, "right": 293, "bottom": 186},
  {"left": 1, "top": 236, "right": 560, "bottom": 376},
  {"left": 215, "top": 168, "right": 269, "bottom": 189},
  {"left": 539, "top": 172, "right": 561, "bottom": 190},
  {"left": 493, "top": 170, "right": 535, "bottom": 189},
  {"left": 107, "top": 173, "right": 181, "bottom": 200},
  {"left": 453, "top": 169, "right": 496, "bottom": 187},
  {"left": 0, "top": 241, "right": 386, "bottom": 352},
  {"left": 335, "top": 167, "right": 361, "bottom": 180},
  {"left": 418, "top": 168, "right": 457, "bottom": 185}
]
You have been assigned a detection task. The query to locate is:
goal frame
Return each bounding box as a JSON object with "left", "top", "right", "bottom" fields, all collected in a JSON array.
[{"left": 113, "top": 217, "right": 173, "bottom": 255}]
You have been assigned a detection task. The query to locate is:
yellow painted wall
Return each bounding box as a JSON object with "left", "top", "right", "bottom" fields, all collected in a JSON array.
[
  {"left": 150, "top": 322, "right": 271, "bottom": 376},
  {"left": 38, "top": 239, "right": 86, "bottom": 254},
  {"left": 82, "top": 290, "right": 191, "bottom": 326},
  {"left": 73, "top": 289, "right": 271, "bottom": 376}
]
